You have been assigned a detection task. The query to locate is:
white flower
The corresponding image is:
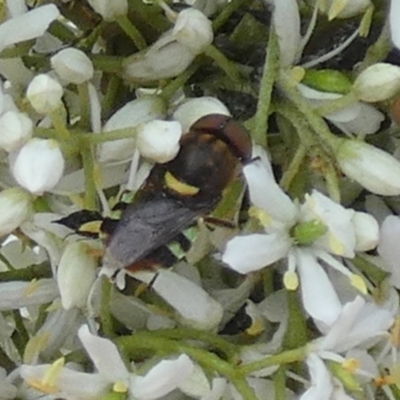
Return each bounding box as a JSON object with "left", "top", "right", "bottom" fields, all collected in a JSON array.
[
  {"left": 57, "top": 241, "right": 98, "bottom": 310},
  {"left": 352, "top": 212, "right": 379, "bottom": 251},
  {"left": 11, "top": 138, "right": 65, "bottom": 195},
  {"left": 173, "top": 8, "right": 213, "bottom": 55},
  {"left": 353, "top": 63, "right": 400, "bottom": 102},
  {"left": 26, "top": 74, "right": 63, "bottom": 114},
  {"left": 390, "top": 0, "right": 400, "bottom": 49},
  {"left": 301, "top": 296, "right": 394, "bottom": 399},
  {"left": 0, "top": 187, "right": 32, "bottom": 237},
  {"left": 172, "top": 96, "right": 231, "bottom": 133},
  {"left": 336, "top": 139, "right": 400, "bottom": 195},
  {"left": 123, "top": 31, "right": 195, "bottom": 82},
  {"left": 222, "top": 148, "right": 376, "bottom": 321},
  {"left": 21, "top": 325, "right": 195, "bottom": 399},
  {"left": 0, "top": 4, "right": 60, "bottom": 53},
  {"left": 0, "top": 110, "right": 33, "bottom": 152},
  {"left": 51, "top": 48, "right": 94, "bottom": 84},
  {"left": 136, "top": 120, "right": 182, "bottom": 163},
  {"left": 87, "top": 0, "right": 128, "bottom": 21},
  {"left": 98, "top": 96, "right": 167, "bottom": 163}
]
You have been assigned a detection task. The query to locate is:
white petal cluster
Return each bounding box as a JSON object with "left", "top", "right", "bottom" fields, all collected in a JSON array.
[
  {"left": 353, "top": 63, "right": 400, "bottom": 102},
  {"left": 11, "top": 138, "right": 65, "bottom": 194},
  {"left": 26, "top": 74, "right": 63, "bottom": 114},
  {"left": 0, "top": 187, "right": 32, "bottom": 237},
  {"left": 57, "top": 241, "right": 98, "bottom": 310},
  {"left": 51, "top": 48, "right": 94, "bottom": 84},
  {"left": 21, "top": 324, "right": 195, "bottom": 399},
  {"left": 136, "top": 120, "right": 182, "bottom": 163},
  {"left": 124, "top": 8, "right": 213, "bottom": 82},
  {"left": 98, "top": 96, "right": 167, "bottom": 163},
  {"left": 222, "top": 147, "right": 378, "bottom": 321},
  {"left": 336, "top": 139, "right": 400, "bottom": 196}
]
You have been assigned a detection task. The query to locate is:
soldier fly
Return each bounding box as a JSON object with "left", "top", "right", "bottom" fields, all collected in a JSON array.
[{"left": 57, "top": 113, "right": 252, "bottom": 271}]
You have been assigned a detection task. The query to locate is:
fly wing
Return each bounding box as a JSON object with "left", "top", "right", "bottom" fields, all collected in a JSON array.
[{"left": 104, "top": 194, "right": 211, "bottom": 269}]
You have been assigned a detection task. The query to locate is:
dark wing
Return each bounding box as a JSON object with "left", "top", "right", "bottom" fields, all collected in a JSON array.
[{"left": 104, "top": 193, "right": 211, "bottom": 269}]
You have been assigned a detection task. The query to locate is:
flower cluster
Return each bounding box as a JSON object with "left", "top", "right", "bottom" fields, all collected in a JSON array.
[{"left": 0, "top": 1, "right": 399, "bottom": 400}]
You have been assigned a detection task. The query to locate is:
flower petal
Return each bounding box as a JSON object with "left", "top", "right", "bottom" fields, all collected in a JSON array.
[
  {"left": 390, "top": 0, "right": 400, "bottom": 49},
  {"left": 223, "top": 232, "right": 292, "bottom": 274},
  {"left": 295, "top": 249, "right": 342, "bottom": 326},
  {"left": 0, "top": 5, "right": 60, "bottom": 53},
  {"left": 130, "top": 355, "right": 194, "bottom": 400},
  {"left": 78, "top": 325, "right": 129, "bottom": 382},
  {"left": 244, "top": 158, "right": 297, "bottom": 225}
]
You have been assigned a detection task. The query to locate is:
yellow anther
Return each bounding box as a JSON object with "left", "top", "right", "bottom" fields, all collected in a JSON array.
[
  {"left": 249, "top": 207, "right": 272, "bottom": 228},
  {"left": 113, "top": 381, "right": 129, "bottom": 393},
  {"left": 349, "top": 274, "right": 367, "bottom": 294},
  {"left": 26, "top": 358, "right": 65, "bottom": 394},
  {"left": 342, "top": 358, "right": 360, "bottom": 373},
  {"left": 283, "top": 270, "right": 299, "bottom": 291}
]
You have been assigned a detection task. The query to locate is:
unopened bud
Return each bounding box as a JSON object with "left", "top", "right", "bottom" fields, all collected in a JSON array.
[
  {"left": 51, "top": 48, "right": 94, "bottom": 84},
  {"left": 26, "top": 74, "right": 63, "bottom": 114},
  {"left": 353, "top": 63, "right": 400, "bottom": 102},
  {"left": 336, "top": 139, "right": 400, "bottom": 195}
]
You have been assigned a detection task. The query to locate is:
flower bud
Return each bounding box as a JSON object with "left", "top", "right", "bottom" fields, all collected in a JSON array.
[
  {"left": 173, "top": 8, "right": 213, "bottom": 55},
  {"left": 336, "top": 139, "right": 400, "bottom": 195},
  {"left": 137, "top": 120, "right": 182, "bottom": 163},
  {"left": 11, "top": 138, "right": 65, "bottom": 195},
  {"left": 51, "top": 48, "right": 94, "bottom": 84},
  {"left": 87, "top": 0, "right": 128, "bottom": 21},
  {"left": 0, "top": 187, "right": 32, "bottom": 237},
  {"left": 57, "top": 242, "right": 98, "bottom": 310},
  {"left": 353, "top": 63, "right": 400, "bottom": 102},
  {"left": 0, "top": 111, "right": 32, "bottom": 152},
  {"left": 172, "top": 97, "right": 230, "bottom": 133},
  {"left": 99, "top": 96, "right": 167, "bottom": 163},
  {"left": 123, "top": 32, "right": 194, "bottom": 82},
  {"left": 26, "top": 74, "right": 63, "bottom": 114}
]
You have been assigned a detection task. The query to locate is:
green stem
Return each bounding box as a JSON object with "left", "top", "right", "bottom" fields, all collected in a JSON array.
[
  {"left": 100, "top": 277, "right": 115, "bottom": 338},
  {"left": 284, "top": 291, "right": 308, "bottom": 349},
  {"left": 116, "top": 15, "right": 147, "bottom": 51},
  {"left": 204, "top": 45, "right": 242, "bottom": 83},
  {"left": 80, "top": 143, "right": 97, "bottom": 210},
  {"left": 117, "top": 334, "right": 257, "bottom": 399},
  {"left": 0, "top": 263, "right": 51, "bottom": 282},
  {"left": 161, "top": 62, "right": 200, "bottom": 101},
  {"left": 78, "top": 82, "right": 91, "bottom": 130},
  {"left": 278, "top": 73, "right": 340, "bottom": 154},
  {"left": 252, "top": 29, "right": 280, "bottom": 147},
  {"left": 141, "top": 328, "right": 239, "bottom": 361},
  {"left": 91, "top": 55, "right": 124, "bottom": 74},
  {"left": 102, "top": 74, "right": 121, "bottom": 117},
  {"left": 81, "top": 127, "right": 138, "bottom": 145},
  {"left": 50, "top": 108, "right": 71, "bottom": 141},
  {"left": 280, "top": 145, "right": 307, "bottom": 191},
  {"left": 238, "top": 346, "right": 307, "bottom": 375},
  {"left": 324, "top": 162, "right": 341, "bottom": 202},
  {"left": 213, "top": 0, "right": 253, "bottom": 31},
  {"left": 313, "top": 92, "right": 358, "bottom": 117},
  {"left": 274, "top": 365, "right": 287, "bottom": 400}
]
